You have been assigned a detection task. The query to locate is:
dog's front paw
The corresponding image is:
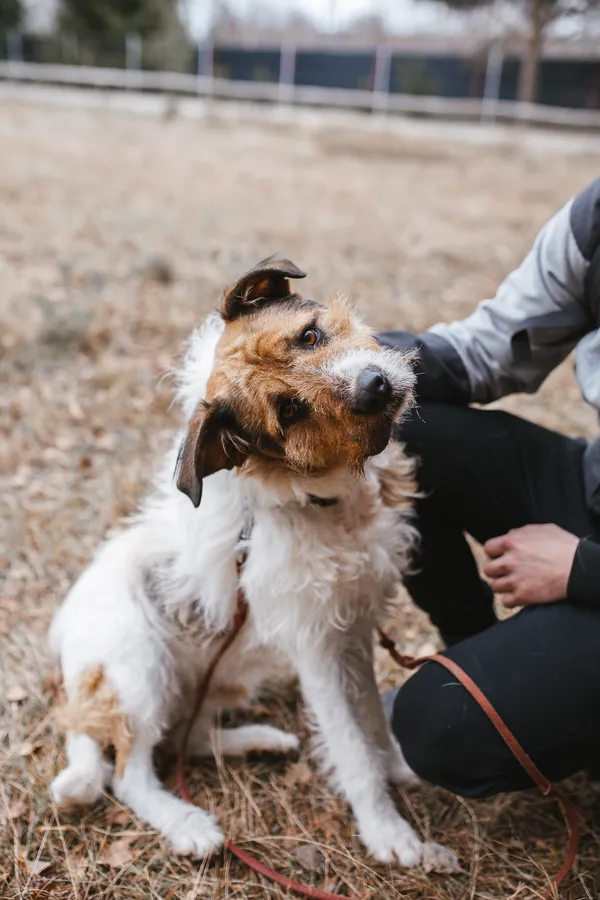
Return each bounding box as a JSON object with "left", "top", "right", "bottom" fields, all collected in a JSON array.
[
  {"left": 51, "top": 762, "right": 112, "bottom": 808},
  {"left": 359, "top": 815, "right": 423, "bottom": 868},
  {"left": 165, "top": 808, "right": 224, "bottom": 858}
]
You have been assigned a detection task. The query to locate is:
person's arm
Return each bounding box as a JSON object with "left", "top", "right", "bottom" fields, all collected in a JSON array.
[
  {"left": 379, "top": 180, "right": 600, "bottom": 403},
  {"left": 567, "top": 537, "right": 600, "bottom": 607},
  {"left": 376, "top": 329, "right": 472, "bottom": 403}
]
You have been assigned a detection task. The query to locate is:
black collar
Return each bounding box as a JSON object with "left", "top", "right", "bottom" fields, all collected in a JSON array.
[
  {"left": 238, "top": 493, "right": 338, "bottom": 544},
  {"left": 307, "top": 494, "right": 339, "bottom": 507}
]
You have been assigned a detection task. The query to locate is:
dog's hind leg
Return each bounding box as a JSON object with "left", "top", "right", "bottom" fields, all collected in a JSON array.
[
  {"left": 188, "top": 723, "right": 300, "bottom": 759},
  {"left": 113, "top": 733, "right": 224, "bottom": 857},
  {"left": 51, "top": 734, "right": 113, "bottom": 808}
]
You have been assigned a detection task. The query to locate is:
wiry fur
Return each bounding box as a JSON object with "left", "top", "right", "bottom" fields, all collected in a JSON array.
[{"left": 49, "top": 264, "right": 457, "bottom": 870}]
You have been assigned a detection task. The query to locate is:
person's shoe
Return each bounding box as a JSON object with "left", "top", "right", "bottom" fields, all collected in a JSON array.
[{"left": 381, "top": 687, "right": 400, "bottom": 723}]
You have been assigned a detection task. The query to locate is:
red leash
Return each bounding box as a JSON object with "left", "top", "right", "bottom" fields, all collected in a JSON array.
[{"left": 176, "top": 559, "right": 580, "bottom": 898}]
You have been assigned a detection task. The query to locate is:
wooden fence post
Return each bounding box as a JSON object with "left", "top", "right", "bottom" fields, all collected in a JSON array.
[
  {"left": 481, "top": 44, "right": 504, "bottom": 123},
  {"left": 372, "top": 44, "right": 391, "bottom": 113},
  {"left": 279, "top": 42, "right": 296, "bottom": 104}
]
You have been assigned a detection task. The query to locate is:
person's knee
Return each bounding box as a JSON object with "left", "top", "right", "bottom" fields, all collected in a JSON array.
[{"left": 391, "top": 663, "right": 498, "bottom": 799}]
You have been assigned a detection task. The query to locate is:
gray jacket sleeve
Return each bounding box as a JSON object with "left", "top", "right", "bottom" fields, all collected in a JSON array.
[{"left": 428, "top": 197, "right": 593, "bottom": 404}]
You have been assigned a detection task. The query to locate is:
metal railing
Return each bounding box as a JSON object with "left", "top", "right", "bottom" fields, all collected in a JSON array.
[{"left": 1, "top": 57, "right": 599, "bottom": 130}]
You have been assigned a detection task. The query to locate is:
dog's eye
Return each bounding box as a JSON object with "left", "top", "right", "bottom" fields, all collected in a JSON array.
[
  {"left": 278, "top": 399, "right": 308, "bottom": 427},
  {"left": 300, "top": 327, "right": 321, "bottom": 347}
]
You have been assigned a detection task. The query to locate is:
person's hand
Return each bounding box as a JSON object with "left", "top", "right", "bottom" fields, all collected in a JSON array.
[{"left": 483, "top": 524, "right": 579, "bottom": 609}]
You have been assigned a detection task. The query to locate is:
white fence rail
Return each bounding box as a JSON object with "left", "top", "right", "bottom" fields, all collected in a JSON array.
[{"left": 1, "top": 61, "right": 600, "bottom": 130}]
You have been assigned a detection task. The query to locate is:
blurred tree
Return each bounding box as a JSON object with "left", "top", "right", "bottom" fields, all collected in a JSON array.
[
  {"left": 59, "top": 0, "right": 174, "bottom": 42},
  {"left": 421, "top": 0, "right": 600, "bottom": 103},
  {"left": 57, "top": 0, "right": 188, "bottom": 67},
  {"left": 516, "top": 0, "right": 600, "bottom": 102},
  {"left": 0, "top": 0, "right": 23, "bottom": 32}
]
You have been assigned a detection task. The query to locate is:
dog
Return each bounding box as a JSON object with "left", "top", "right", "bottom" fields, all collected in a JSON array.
[{"left": 49, "top": 259, "right": 455, "bottom": 869}]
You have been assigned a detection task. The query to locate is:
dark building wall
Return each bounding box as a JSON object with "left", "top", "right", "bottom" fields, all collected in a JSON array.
[
  {"left": 498, "top": 58, "right": 520, "bottom": 101},
  {"left": 539, "top": 59, "right": 600, "bottom": 109},
  {"left": 295, "top": 50, "right": 374, "bottom": 90},
  {"left": 498, "top": 56, "right": 600, "bottom": 108},
  {"left": 390, "top": 54, "right": 483, "bottom": 98},
  {"left": 213, "top": 47, "right": 280, "bottom": 82}
]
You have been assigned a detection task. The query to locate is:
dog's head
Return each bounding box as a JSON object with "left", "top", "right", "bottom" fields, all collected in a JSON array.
[{"left": 176, "top": 259, "right": 415, "bottom": 507}]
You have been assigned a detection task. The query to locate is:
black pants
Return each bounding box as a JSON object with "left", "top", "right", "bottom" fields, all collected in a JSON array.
[{"left": 392, "top": 402, "right": 600, "bottom": 798}]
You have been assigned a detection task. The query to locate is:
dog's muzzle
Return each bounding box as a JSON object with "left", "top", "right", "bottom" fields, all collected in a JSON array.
[{"left": 352, "top": 368, "right": 397, "bottom": 416}]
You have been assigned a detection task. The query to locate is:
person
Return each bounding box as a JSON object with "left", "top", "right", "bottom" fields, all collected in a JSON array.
[{"left": 377, "top": 176, "right": 600, "bottom": 798}]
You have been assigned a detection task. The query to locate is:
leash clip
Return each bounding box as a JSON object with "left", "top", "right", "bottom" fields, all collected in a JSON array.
[{"left": 237, "top": 515, "right": 253, "bottom": 565}]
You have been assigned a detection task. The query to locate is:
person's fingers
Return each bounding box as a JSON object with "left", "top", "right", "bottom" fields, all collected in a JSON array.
[
  {"left": 484, "top": 534, "right": 511, "bottom": 558},
  {"left": 501, "top": 593, "right": 522, "bottom": 609},
  {"left": 483, "top": 556, "right": 512, "bottom": 578},
  {"left": 489, "top": 576, "right": 515, "bottom": 595}
]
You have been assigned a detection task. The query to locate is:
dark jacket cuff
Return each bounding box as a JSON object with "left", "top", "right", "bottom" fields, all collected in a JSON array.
[
  {"left": 567, "top": 536, "right": 600, "bottom": 607},
  {"left": 376, "top": 330, "right": 472, "bottom": 404}
]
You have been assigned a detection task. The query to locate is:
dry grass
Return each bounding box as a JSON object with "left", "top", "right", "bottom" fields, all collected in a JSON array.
[{"left": 1, "top": 96, "right": 600, "bottom": 899}]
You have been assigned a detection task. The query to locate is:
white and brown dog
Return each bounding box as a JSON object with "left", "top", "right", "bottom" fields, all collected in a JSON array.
[{"left": 50, "top": 260, "right": 454, "bottom": 869}]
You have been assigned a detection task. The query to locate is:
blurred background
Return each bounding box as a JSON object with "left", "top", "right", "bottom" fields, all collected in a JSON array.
[
  {"left": 2, "top": 0, "right": 600, "bottom": 115},
  {"left": 2, "top": 2, "right": 600, "bottom": 899}
]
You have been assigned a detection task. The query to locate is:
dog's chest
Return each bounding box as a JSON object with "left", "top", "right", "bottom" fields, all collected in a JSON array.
[
  {"left": 239, "top": 500, "right": 404, "bottom": 643},
  {"left": 151, "top": 465, "right": 409, "bottom": 661}
]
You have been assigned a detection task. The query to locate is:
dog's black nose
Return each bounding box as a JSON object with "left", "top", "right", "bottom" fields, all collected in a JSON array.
[{"left": 352, "top": 369, "right": 393, "bottom": 415}]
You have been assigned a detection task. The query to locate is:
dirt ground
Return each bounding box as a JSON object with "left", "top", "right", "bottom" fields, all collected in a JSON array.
[{"left": 1, "top": 95, "right": 600, "bottom": 899}]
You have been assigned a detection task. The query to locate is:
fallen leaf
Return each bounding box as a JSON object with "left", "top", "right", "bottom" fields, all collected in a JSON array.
[
  {"left": 17, "top": 742, "right": 38, "bottom": 757},
  {"left": 24, "top": 858, "right": 52, "bottom": 876},
  {"left": 106, "top": 807, "right": 131, "bottom": 826},
  {"left": 68, "top": 397, "right": 85, "bottom": 421},
  {"left": 507, "top": 837, "right": 525, "bottom": 850},
  {"left": 422, "top": 842, "right": 463, "bottom": 875},
  {"left": 292, "top": 844, "right": 325, "bottom": 874},
  {"left": 285, "top": 761, "right": 313, "bottom": 787},
  {"left": 0, "top": 597, "right": 18, "bottom": 613},
  {"left": 7, "top": 685, "right": 28, "bottom": 702},
  {"left": 66, "top": 854, "right": 89, "bottom": 878},
  {"left": 313, "top": 811, "right": 339, "bottom": 836},
  {"left": 97, "top": 835, "right": 137, "bottom": 868},
  {"left": 96, "top": 433, "right": 116, "bottom": 451},
  {"left": 8, "top": 799, "right": 28, "bottom": 819},
  {"left": 41, "top": 672, "right": 62, "bottom": 698}
]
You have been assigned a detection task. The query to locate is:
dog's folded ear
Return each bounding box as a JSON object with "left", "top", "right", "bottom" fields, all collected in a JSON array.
[
  {"left": 221, "top": 258, "right": 306, "bottom": 321},
  {"left": 175, "top": 402, "right": 248, "bottom": 508}
]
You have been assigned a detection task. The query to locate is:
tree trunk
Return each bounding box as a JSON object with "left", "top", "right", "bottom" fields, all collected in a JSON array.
[{"left": 518, "top": 0, "right": 545, "bottom": 104}]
